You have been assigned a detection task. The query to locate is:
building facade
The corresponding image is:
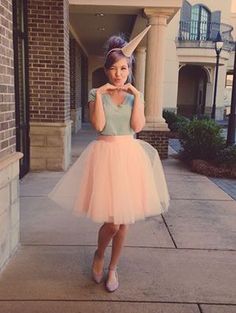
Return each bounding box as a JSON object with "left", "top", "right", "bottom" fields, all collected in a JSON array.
[
  {"left": 0, "top": 0, "right": 235, "bottom": 271},
  {"left": 165, "top": 0, "right": 235, "bottom": 120}
]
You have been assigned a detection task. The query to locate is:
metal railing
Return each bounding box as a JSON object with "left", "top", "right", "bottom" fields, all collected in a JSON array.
[{"left": 177, "top": 20, "right": 234, "bottom": 51}]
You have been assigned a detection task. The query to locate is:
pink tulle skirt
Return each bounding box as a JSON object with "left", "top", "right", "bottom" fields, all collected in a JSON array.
[{"left": 48, "top": 135, "right": 170, "bottom": 225}]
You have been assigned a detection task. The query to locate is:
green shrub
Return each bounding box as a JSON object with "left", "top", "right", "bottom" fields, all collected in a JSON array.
[
  {"left": 163, "top": 110, "right": 178, "bottom": 129},
  {"left": 192, "top": 114, "right": 211, "bottom": 121},
  {"left": 179, "top": 118, "right": 225, "bottom": 161},
  {"left": 171, "top": 115, "right": 189, "bottom": 132},
  {"left": 163, "top": 110, "right": 189, "bottom": 132},
  {"left": 215, "top": 145, "right": 236, "bottom": 167}
]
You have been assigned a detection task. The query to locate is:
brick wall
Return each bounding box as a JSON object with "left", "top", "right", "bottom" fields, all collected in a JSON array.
[
  {"left": 27, "top": 0, "right": 70, "bottom": 123},
  {"left": 0, "top": 0, "right": 22, "bottom": 274},
  {"left": 81, "top": 54, "right": 89, "bottom": 122},
  {"left": 69, "top": 37, "right": 82, "bottom": 110},
  {"left": 70, "top": 38, "right": 75, "bottom": 110},
  {"left": 137, "top": 130, "right": 169, "bottom": 159},
  {"left": 75, "top": 45, "right": 82, "bottom": 109},
  {"left": 0, "top": 0, "right": 16, "bottom": 160},
  {"left": 63, "top": 0, "right": 70, "bottom": 121}
]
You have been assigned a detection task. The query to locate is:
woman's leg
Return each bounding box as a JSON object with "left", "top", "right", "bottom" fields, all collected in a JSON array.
[
  {"left": 93, "top": 223, "right": 120, "bottom": 274},
  {"left": 108, "top": 224, "right": 129, "bottom": 269},
  {"left": 105, "top": 224, "right": 129, "bottom": 291}
]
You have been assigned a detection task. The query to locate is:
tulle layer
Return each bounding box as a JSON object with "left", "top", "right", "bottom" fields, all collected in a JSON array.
[{"left": 48, "top": 135, "right": 170, "bottom": 224}]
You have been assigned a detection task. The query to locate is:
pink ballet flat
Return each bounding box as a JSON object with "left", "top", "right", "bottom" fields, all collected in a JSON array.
[
  {"left": 92, "top": 250, "right": 104, "bottom": 284},
  {"left": 105, "top": 267, "right": 119, "bottom": 292}
]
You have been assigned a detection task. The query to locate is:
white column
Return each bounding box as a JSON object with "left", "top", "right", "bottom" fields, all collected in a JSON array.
[
  {"left": 144, "top": 8, "right": 172, "bottom": 130},
  {"left": 134, "top": 46, "right": 146, "bottom": 94}
]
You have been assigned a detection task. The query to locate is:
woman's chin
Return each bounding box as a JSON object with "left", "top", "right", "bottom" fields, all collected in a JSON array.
[{"left": 113, "top": 82, "right": 124, "bottom": 87}]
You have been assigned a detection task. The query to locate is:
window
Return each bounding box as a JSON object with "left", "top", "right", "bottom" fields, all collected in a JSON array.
[{"left": 190, "top": 5, "right": 211, "bottom": 40}]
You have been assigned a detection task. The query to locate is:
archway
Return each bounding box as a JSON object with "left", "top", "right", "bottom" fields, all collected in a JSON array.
[
  {"left": 92, "top": 67, "right": 107, "bottom": 88},
  {"left": 177, "top": 65, "right": 208, "bottom": 117}
]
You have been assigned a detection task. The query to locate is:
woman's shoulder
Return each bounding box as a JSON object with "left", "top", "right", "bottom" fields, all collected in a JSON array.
[
  {"left": 88, "top": 88, "right": 98, "bottom": 102},
  {"left": 89, "top": 88, "right": 98, "bottom": 95},
  {"left": 88, "top": 88, "right": 109, "bottom": 103}
]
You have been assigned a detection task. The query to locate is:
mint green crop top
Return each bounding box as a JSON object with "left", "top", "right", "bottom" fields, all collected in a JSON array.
[{"left": 88, "top": 88, "right": 144, "bottom": 136}]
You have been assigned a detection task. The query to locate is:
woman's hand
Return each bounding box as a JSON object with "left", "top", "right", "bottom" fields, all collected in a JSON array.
[
  {"left": 121, "top": 83, "right": 140, "bottom": 97},
  {"left": 97, "top": 83, "right": 117, "bottom": 95}
]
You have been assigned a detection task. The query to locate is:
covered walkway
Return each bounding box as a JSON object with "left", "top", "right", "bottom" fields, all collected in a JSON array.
[{"left": 0, "top": 125, "right": 236, "bottom": 313}]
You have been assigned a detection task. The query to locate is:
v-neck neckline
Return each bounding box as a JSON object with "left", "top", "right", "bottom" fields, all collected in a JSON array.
[{"left": 107, "top": 93, "right": 128, "bottom": 107}]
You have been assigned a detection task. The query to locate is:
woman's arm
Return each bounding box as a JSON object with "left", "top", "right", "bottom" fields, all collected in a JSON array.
[
  {"left": 122, "top": 83, "right": 145, "bottom": 132},
  {"left": 89, "top": 90, "right": 106, "bottom": 132},
  {"left": 130, "top": 91, "right": 146, "bottom": 133}
]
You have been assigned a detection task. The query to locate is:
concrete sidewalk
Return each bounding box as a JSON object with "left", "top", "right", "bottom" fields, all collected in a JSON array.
[{"left": 0, "top": 125, "right": 236, "bottom": 313}]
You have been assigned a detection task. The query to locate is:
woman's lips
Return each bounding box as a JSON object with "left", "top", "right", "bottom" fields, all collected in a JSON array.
[{"left": 114, "top": 80, "right": 123, "bottom": 84}]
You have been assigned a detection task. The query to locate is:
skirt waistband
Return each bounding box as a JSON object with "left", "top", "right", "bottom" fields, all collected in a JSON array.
[{"left": 96, "top": 135, "right": 134, "bottom": 142}]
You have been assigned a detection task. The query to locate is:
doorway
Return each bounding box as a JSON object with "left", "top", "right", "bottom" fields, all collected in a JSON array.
[
  {"left": 12, "top": 0, "right": 30, "bottom": 178},
  {"left": 177, "top": 65, "right": 207, "bottom": 117}
]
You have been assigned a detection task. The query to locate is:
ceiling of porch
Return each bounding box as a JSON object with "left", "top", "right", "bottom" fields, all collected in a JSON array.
[
  {"left": 69, "top": 5, "right": 144, "bottom": 56},
  {"left": 69, "top": 1, "right": 182, "bottom": 56}
]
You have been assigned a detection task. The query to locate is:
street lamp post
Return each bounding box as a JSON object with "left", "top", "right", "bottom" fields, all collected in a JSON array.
[
  {"left": 211, "top": 32, "right": 224, "bottom": 119},
  {"left": 226, "top": 41, "right": 236, "bottom": 146}
]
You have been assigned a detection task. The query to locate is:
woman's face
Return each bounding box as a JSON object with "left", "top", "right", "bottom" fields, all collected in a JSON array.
[{"left": 105, "top": 57, "right": 130, "bottom": 87}]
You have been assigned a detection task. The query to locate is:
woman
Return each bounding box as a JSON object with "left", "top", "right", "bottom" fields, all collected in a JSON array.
[{"left": 48, "top": 26, "right": 169, "bottom": 293}]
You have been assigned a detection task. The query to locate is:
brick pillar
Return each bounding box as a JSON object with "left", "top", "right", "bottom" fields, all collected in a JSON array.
[
  {"left": 0, "top": 0, "right": 23, "bottom": 272},
  {"left": 81, "top": 54, "right": 88, "bottom": 123},
  {"left": 28, "top": 0, "right": 72, "bottom": 171},
  {"left": 137, "top": 131, "right": 169, "bottom": 159},
  {"left": 70, "top": 37, "right": 82, "bottom": 134}
]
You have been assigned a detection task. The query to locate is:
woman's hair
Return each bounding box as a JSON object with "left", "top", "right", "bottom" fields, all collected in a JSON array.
[{"left": 104, "top": 34, "right": 135, "bottom": 82}]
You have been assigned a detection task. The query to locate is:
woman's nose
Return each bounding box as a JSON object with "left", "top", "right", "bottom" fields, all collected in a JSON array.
[{"left": 115, "top": 69, "right": 121, "bottom": 76}]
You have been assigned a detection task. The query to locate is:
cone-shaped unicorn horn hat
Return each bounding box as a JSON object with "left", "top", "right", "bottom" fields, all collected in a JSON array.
[{"left": 121, "top": 25, "right": 151, "bottom": 57}]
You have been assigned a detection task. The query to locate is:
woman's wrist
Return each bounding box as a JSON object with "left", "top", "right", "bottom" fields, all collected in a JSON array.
[{"left": 133, "top": 91, "right": 140, "bottom": 98}]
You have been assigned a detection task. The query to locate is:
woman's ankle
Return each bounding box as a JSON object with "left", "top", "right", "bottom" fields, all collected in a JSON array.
[{"left": 108, "top": 265, "right": 118, "bottom": 271}]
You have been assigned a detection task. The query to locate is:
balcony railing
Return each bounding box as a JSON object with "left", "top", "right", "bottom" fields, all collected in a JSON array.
[{"left": 177, "top": 20, "right": 234, "bottom": 51}]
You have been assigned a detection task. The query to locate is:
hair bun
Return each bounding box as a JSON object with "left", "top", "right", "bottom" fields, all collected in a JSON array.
[{"left": 104, "top": 35, "right": 127, "bottom": 54}]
